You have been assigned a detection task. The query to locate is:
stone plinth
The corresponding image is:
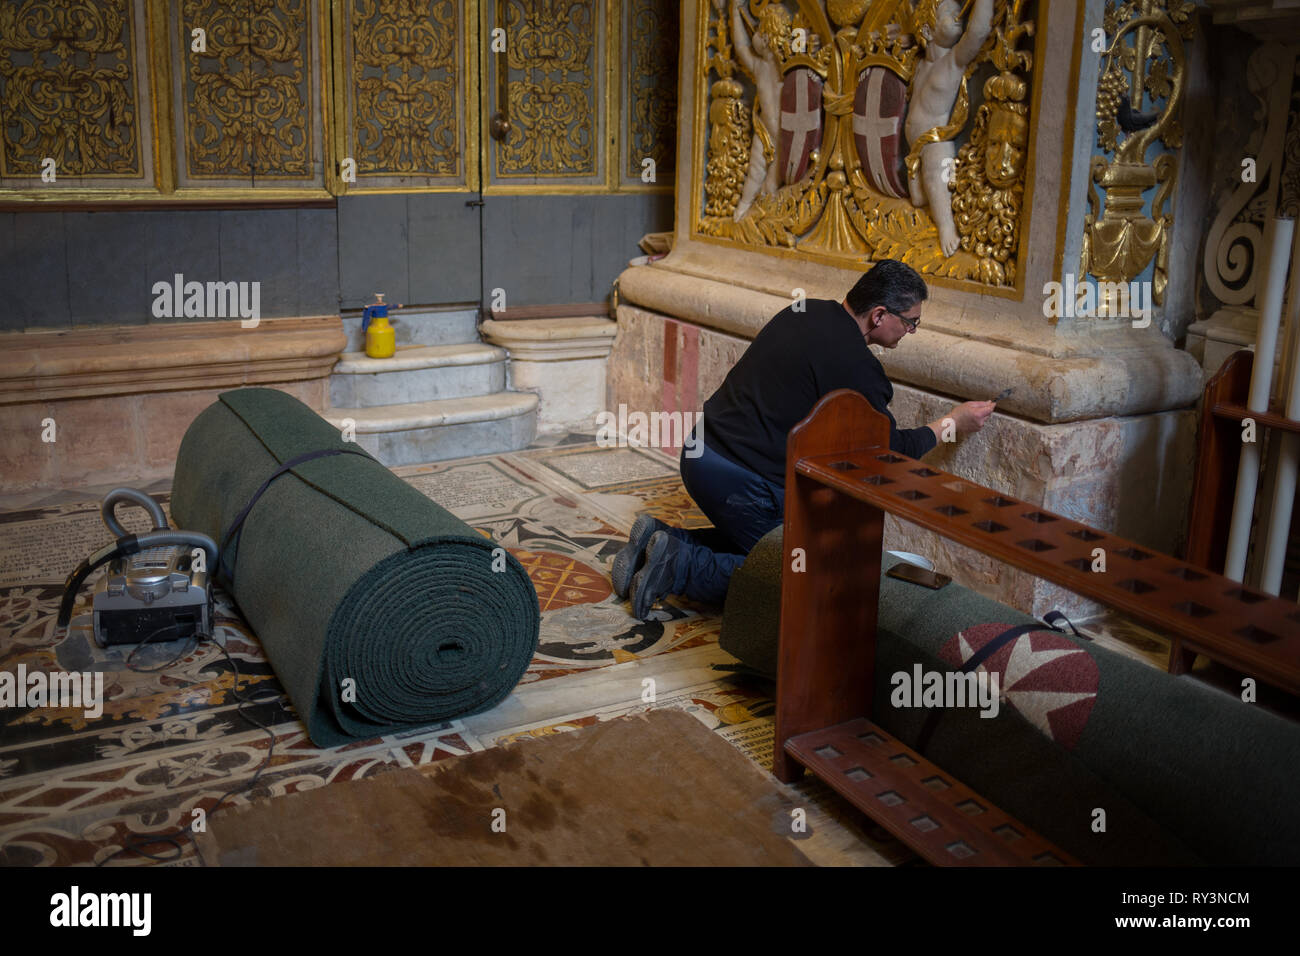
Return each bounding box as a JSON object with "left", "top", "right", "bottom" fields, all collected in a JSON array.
[
  {"left": 882, "top": 382, "right": 1197, "bottom": 615},
  {"left": 1186, "top": 307, "right": 1260, "bottom": 374},
  {"left": 481, "top": 316, "right": 617, "bottom": 433},
  {"left": 0, "top": 317, "right": 344, "bottom": 494}
]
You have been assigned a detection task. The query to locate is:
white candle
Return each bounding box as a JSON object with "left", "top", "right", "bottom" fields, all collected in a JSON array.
[
  {"left": 1226, "top": 217, "right": 1294, "bottom": 581},
  {"left": 1261, "top": 229, "right": 1300, "bottom": 594},
  {"left": 1262, "top": 433, "right": 1298, "bottom": 595},
  {"left": 1248, "top": 218, "right": 1294, "bottom": 413}
]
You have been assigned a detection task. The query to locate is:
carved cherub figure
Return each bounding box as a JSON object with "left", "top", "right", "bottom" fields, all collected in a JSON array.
[
  {"left": 730, "top": 0, "right": 791, "bottom": 221},
  {"left": 905, "top": 0, "right": 993, "bottom": 256}
]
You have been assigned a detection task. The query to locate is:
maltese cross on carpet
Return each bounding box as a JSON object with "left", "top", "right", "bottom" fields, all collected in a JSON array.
[{"left": 940, "top": 623, "right": 1100, "bottom": 750}]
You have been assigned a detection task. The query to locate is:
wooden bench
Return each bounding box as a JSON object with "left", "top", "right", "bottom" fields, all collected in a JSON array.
[{"left": 773, "top": 389, "right": 1300, "bottom": 866}]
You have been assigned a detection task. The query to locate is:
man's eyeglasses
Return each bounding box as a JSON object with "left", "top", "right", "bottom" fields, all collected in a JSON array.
[{"left": 886, "top": 309, "right": 921, "bottom": 332}]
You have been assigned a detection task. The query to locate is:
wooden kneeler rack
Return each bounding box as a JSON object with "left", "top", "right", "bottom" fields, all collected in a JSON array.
[
  {"left": 1184, "top": 349, "right": 1300, "bottom": 676},
  {"left": 774, "top": 390, "right": 1300, "bottom": 867}
]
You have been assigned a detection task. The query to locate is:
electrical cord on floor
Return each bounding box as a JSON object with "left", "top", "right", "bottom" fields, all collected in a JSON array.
[
  {"left": 96, "top": 627, "right": 279, "bottom": 867},
  {"left": 123, "top": 622, "right": 199, "bottom": 674}
]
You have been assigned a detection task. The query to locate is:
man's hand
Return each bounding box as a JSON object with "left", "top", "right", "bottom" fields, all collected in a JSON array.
[
  {"left": 947, "top": 400, "right": 996, "bottom": 434},
  {"left": 928, "top": 400, "right": 995, "bottom": 442}
]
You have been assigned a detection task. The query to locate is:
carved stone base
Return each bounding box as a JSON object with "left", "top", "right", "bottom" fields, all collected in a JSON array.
[
  {"left": 481, "top": 316, "right": 618, "bottom": 433},
  {"left": 619, "top": 254, "right": 1205, "bottom": 421},
  {"left": 881, "top": 381, "right": 1197, "bottom": 618},
  {"left": 1186, "top": 306, "right": 1261, "bottom": 373}
]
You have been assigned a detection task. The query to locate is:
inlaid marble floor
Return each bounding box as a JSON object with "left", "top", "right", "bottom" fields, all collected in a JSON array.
[
  {"left": 6, "top": 430, "right": 1259, "bottom": 867},
  {"left": 0, "top": 433, "right": 910, "bottom": 867}
]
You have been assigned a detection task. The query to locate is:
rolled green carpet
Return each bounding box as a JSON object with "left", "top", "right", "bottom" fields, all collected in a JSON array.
[
  {"left": 171, "top": 387, "right": 539, "bottom": 747},
  {"left": 720, "top": 527, "right": 1300, "bottom": 865}
]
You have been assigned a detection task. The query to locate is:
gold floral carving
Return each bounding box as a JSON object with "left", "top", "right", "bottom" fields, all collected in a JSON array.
[
  {"left": 1081, "top": 0, "right": 1195, "bottom": 308},
  {"left": 181, "top": 0, "right": 312, "bottom": 178},
  {"left": 704, "top": 76, "right": 750, "bottom": 217},
  {"left": 0, "top": 0, "right": 141, "bottom": 177},
  {"left": 695, "top": 0, "right": 1037, "bottom": 289},
  {"left": 702, "top": 3, "right": 746, "bottom": 215},
  {"left": 349, "top": 0, "right": 459, "bottom": 176},
  {"left": 950, "top": 5, "right": 1033, "bottom": 286},
  {"left": 498, "top": 0, "right": 596, "bottom": 176},
  {"left": 627, "top": 0, "right": 679, "bottom": 180}
]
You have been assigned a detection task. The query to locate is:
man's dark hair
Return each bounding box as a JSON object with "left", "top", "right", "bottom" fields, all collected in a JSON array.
[{"left": 844, "top": 259, "right": 928, "bottom": 318}]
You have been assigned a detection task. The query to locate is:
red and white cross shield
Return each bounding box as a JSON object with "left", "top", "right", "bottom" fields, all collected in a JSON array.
[
  {"left": 853, "top": 66, "right": 908, "bottom": 199},
  {"left": 779, "top": 68, "right": 823, "bottom": 185}
]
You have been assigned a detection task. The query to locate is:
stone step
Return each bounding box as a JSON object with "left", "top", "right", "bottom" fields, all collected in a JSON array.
[
  {"left": 341, "top": 307, "right": 479, "bottom": 352},
  {"left": 330, "top": 343, "right": 507, "bottom": 408},
  {"left": 322, "top": 392, "right": 539, "bottom": 467}
]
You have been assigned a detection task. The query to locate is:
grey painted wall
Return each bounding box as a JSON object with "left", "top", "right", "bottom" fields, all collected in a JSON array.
[
  {"left": 337, "top": 193, "right": 482, "bottom": 310},
  {"left": 2, "top": 207, "right": 338, "bottom": 329},
  {"left": 1, "top": 191, "right": 673, "bottom": 331},
  {"left": 481, "top": 194, "right": 673, "bottom": 309}
]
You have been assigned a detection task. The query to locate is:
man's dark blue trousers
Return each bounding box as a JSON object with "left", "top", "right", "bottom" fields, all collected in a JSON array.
[{"left": 661, "top": 430, "right": 785, "bottom": 605}]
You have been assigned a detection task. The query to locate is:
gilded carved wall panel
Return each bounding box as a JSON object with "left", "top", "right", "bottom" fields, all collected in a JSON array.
[
  {"left": 624, "top": 0, "right": 679, "bottom": 184},
  {"left": 491, "top": 0, "right": 601, "bottom": 181},
  {"left": 692, "top": 0, "right": 1039, "bottom": 291},
  {"left": 0, "top": 0, "right": 674, "bottom": 199},
  {"left": 0, "top": 0, "right": 153, "bottom": 185},
  {"left": 172, "top": 0, "right": 325, "bottom": 187},
  {"left": 339, "top": 0, "right": 464, "bottom": 186}
]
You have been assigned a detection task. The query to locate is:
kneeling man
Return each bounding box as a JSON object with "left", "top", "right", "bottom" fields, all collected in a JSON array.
[{"left": 613, "top": 259, "right": 995, "bottom": 619}]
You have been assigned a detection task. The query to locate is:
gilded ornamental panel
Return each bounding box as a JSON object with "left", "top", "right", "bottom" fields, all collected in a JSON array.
[
  {"left": 693, "top": 0, "right": 1041, "bottom": 292},
  {"left": 334, "top": 0, "right": 468, "bottom": 190},
  {"left": 0, "top": 0, "right": 156, "bottom": 189},
  {"left": 170, "top": 0, "right": 327, "bottom": 189}
]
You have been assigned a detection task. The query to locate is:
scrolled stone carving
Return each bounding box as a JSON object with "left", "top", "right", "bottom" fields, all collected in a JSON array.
[
  {"left": 349, "top": 0, "right": 459, "bottom": 177},
  {"left": 497, "top": 0, "right": 596, "bottom": 177},
  {"left": 182, "top": 0, "right": 313, "bottom": 177},
  {"left": 1202, "top": 43, "right": 1293, "bottom": 307}
]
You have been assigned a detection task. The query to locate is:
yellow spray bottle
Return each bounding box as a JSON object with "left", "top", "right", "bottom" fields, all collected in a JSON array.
[{"left": 363, "top": 293, "right": 395, "bottom": 358}]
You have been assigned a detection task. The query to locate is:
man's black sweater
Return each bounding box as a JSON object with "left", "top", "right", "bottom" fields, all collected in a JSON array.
[{"left": 702, "top": 298, "right": 937, "bottom": 486}]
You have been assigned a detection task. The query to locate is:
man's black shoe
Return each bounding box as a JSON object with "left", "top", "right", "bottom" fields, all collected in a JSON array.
[
  {"left": 630, "top": 531, "right": 682, "bottom": 620},
  {"left": 611, "top": 514, "right": 667, "bottom": 599}
]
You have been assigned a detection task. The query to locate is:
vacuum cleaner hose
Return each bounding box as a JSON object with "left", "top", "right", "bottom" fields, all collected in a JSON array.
[{"left": 101, "top": 487, "right": 170, "bottom": 537}]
